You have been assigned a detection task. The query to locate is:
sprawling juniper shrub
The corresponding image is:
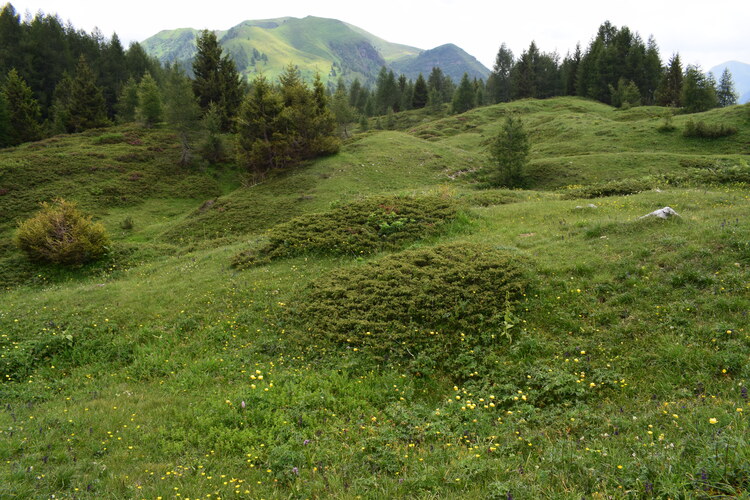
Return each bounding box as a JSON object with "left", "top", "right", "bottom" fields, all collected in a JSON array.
[
  {"left": 232, "top": 195, "right": 461, "bottom": 267},
  {"left": 291, "top": 242, "right": 530, "bottom": 372}
]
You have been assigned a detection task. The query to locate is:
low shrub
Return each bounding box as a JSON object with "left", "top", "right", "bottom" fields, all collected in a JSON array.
[
  {"left": 560, "top": 178, "right": 652, "bottom": 199},
  {"left": 93, "top": 132, "right": 125, "bottom": 144},
  {"left": 683, "top": 119, "right": 737, "bottom": 139},
  {"left": 291, "top": 242, "right": 530, "bottom": 370},
  {"left": 232, "top": 195, "right": 461, "bottom": 268},
  {"left": 561, "top": 163, "right": 750, "bottom": 199},
  {"left": 14, "top": 198, "right": 110, "bottom": 265}
]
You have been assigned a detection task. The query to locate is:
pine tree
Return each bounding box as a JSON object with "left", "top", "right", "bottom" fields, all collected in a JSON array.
[
  {"left": 199, "top": 102, "right": 225, "bottom": 164},
  {"left": 609, "top": 78, "right": 641, "bottom": 108},
  {"left": 412, "top": 73, "right": 428, "bottom": 109},
  {"left": 192, "top": 30, "right": 223, "bottom": 106},
  {"left": 331, "top": 78, "right": 355, "bottom": 137},
  {"left": 487, "top": 114, "right": 530, "bottom": 188},
  {"left": 236, "top": 74, "right": 286, "bottom": 178},
  {"left": 164, "top": 65, "right": 201, "bottom": 132},
  {"left": 125, "top": 42, "right": 153, "bottom": 80},
  {"left": 375, "top": 66, "right": 398, "bottom": 114},
  {"left": 681, "top": 65, "right": 718, "bottom": 113},
  {"left": 164, "top": 65, "right": 202, "bottom": 165},
  {"left": 115, "top": 77, "right": 139, "bottom": 123},
  {"left": 0, "top": 4, "right": 23, "bottom": 76},
  {"left": 66, "top": 55, "right": 110, "bottom": 132},
  {"left": 136, "top": 72, "right": 163, "bottom": 126},
  {"left": 99, "top": 33, "right": 129, "bottom": 117},
  {"left": 0, "top": 89, "right": 10, "bottom": 147},
  {"left": 716, "top": 68, "right": 738, "bottom": 107},
  {"left": 487, "top": 43, "right": 514, "bottom": 103},
  {"left": 2, "top": 68, "right": 41, "bottom": 145},
  {"left": 656, "top": 54, "right": 683, "bottom": 107},
  {"left": 452, "top": 73, "right": 476, "bottom": 114},
  {"left": 192, "top": 29, "right": 243, "bottom": 131}
]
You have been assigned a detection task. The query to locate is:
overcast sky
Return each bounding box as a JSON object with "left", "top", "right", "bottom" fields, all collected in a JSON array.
[{"left": 7, "top": 0, "right": 749, "bottom": 71}]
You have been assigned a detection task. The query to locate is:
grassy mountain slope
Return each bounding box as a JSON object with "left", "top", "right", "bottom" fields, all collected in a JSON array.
[
  {"left": 141, "top": 16, "right": 486, "bottom": 85},
  {"left": 391, "top": 43, "right": 491, "bottom": 81},
  {"left": 1, "top": 98, "right": 750, "bottom": 498}
]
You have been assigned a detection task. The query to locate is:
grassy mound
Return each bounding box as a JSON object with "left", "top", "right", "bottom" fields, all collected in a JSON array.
[
  {"left": 292, "top": 242, "right": 529, "bottom": 373},
  {"left": 232, "top": 195, "right": 462, "bottom": 267},
  {"left": 560, "top": 162, "right": 750, "bottom": 199}
]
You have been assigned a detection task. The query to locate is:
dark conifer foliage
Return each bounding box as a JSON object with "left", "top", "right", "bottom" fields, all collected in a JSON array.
[
  {"left": 0, "top": 3, "right": 160, "bottom": 138},
  {"left": 412, "top": 73, "right": 428, "bottom": 109},
  {"left": 192, "top": 29, "right": 243, "bottom": 131},
  {"left": 2, "top": 68, "right": 41, "bottom": 145}
]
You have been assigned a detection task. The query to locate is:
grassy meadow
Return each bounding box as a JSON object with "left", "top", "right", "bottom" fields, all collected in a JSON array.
[{"left": 1, "top": 97, "right": 750, "bottom": 499}]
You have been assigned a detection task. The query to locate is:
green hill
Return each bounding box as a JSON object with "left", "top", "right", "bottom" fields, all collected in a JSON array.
[
  {"left": 1, "top": 98, "right": 750, "bottom": 498},
  {"left": 141, "top": 16, "right": 489, "bottom": 85}
]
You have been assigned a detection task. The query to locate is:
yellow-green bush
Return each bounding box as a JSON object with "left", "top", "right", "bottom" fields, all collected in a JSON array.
[{"left": 14, "top": 198, "right": 110, "bottom": 265}]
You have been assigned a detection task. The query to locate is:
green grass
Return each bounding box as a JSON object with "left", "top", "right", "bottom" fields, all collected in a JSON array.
[{"left": 2, "top": 98, "right": 750, "bottom": 498}]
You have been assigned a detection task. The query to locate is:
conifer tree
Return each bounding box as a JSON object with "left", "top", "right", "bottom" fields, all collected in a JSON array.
[
  {"left": 656, "top": 54, "right": 683, "bottom": 107},
  {"left": 487, "top": 43, "right": 514, "bottom": 103},
  {"left": 136, "top": 72, "right": 163, "bottom": 126},
  {"left": 236, "top": 74, "right": 286, "bottom": 178},
  {"left": 0, "top": 89, "right": 10, "bottom": 147},
  {"left": 681, "top": 65, "right": 718, "bottom": 113},
  {"left": 452, "top": 73, "right": 476, "bottom": 114},
  {"left": 412, "top": 73, "right": 428, "bottom": 109},
  {"left": 331, "top": 78, "right": 355, "bottom": 137},
  {"left": 0, "top": 4, "right": 23, "bottom": 76},
  {"left": 716, "top": 68, "right": 738, "bottom": 107},
  {"left": 66, "top": 55, "right": 110, "bottom": 132},
  {"left": 192, "top": 29, "right": 243, "bottom": 131},
  {"left": 487, "top": 114, "right": 530, "bottom": 188},
  {"left": 2, "top": 68, "right": 41, "bottom": 145},
  {"left": 99, "top": 33, "right": 129, "bottom": 116},
  {"left": 115, "top": 77, "right": 139, "bottom": 123},
  {"left": 125, "top": 42, "right": 153, "bottom": 81}
]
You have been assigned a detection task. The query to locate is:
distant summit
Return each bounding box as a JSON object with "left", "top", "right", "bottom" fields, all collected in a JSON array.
[
  {"left": 141, "top": 16, "right": 490, "bottom": 86},
  {"left": 710, "top": 61, "right": 750, "bottom": 104}
]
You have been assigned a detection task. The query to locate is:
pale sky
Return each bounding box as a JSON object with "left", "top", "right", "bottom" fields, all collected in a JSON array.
[{"left": 7, "top": 0, "right": 749, "bottom": 71}]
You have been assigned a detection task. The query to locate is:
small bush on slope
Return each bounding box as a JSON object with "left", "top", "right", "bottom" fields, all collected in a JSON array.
[
  {"left": 14, "top": 198, "right": 109, "bottom": 265},
  {"left": 291, "top": 242, "right": 530, "bottom": 374},
  {"left": 232, "top": 195, "right": 461, "bottom": 267}
]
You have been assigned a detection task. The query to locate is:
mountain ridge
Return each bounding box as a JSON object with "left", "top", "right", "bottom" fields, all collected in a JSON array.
[{"left": 141, "top": 16, "right": 490, "bottom": 86}]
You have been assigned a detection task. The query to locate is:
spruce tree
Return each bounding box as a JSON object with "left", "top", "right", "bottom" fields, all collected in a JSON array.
[
  {"left": 488, "top": 43, "right": 514, "bottom": 103},
  {"left": 136, "top": 72, "right": 163, "bottom": 126},
  {"left": 681, "top": 65, "right": 718, "bottom": 113},
  {"left": 656, "top": 54, "right": 683, "bottom": 107},
  {"left": 716, "top": 68, "right": 738, "bottom": 107},
  {"left": 488, "top": 114, "right": 530, "bottom": 188},
  {"left": 412, "top": 73, "right": 428, "bottom": 109},
  {"left": 2, "top": 68, "right": 41, "bottom": 145},
  {"left": 67, "top": 55, "right": 110, "bottom": 132},
  {"left": 451, "top": 73, "right": 476, "bottom": 114},
  {"left": 115, "top": 77, "right": 139, "bottom": 123},
  {"left": 236, "top": 74, "right": 286, "bottom": 178},
  {"left": 331, "top": 79, "right": 355, "bottom": 137},
  {"left": 99, "top": 33, "right": 129, "bottom": 117},
  {"left": 0, "top": 89, "right": 10, "bottom": 147},
  {"left": 192, "top": 29, "right": 243, "bottom": 131}
]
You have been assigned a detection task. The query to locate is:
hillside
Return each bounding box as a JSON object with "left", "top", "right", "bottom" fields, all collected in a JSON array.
[
  {"left": 141, "top": 16, "right": 489, "bottom": 85},
  {"left": 2, "top": 98, "right": 750, "bottom": 498}
]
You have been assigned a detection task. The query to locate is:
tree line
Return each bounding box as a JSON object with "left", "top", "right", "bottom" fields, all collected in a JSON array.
[{"left": 342, "top": 21, "right": 739, "bottom": 120}]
